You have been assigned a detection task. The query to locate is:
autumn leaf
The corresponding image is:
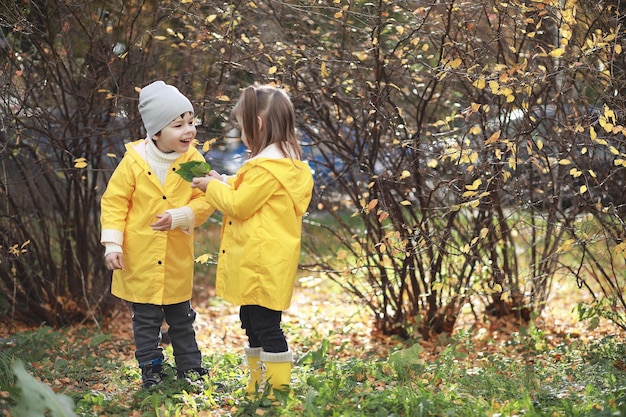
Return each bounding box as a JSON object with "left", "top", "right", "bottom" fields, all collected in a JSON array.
[
  {"left": 484, "top": 130, "right": 501, "bottom": 145},
  {"left": 473, "top": 78, "right": 486, "bottom": 89},
  {"left": 549, "top": 47, "right": 566, "bottom": 58},
  {"left": 176, "top": 161, "right": 211, "bottom": 182},
  {"left": 465, "top": 179, "right": 482, "bottom": 191},
  {"left": 367, "top": 199, "right": 379, "bottom": 212},
  {"left": 74, "top": 158, "right": 88, "bottom": 169}
]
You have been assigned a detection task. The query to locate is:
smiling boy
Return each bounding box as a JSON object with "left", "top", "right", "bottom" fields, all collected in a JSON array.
[{"left": 100, "top": 81, "right": 215, "bottom": 389}]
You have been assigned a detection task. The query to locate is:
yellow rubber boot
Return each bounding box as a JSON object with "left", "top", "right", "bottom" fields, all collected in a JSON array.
[
  {"left": 259, "top": 350, "right": 293, "bottom": 399},
  {"left": 244, "top": 346, "right": 263, "bottom": 398}
]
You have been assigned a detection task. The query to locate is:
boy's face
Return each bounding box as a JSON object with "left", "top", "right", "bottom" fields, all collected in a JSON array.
[{"left": 153, "top": 112, "right": 196, "bottom": 153}]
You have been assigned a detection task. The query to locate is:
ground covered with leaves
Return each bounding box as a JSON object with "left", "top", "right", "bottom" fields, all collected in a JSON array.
[{"left": 1, "top": 277, "right": 625, "bottom": 416}]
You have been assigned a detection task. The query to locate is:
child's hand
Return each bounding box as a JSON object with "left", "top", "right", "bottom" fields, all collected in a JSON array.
[
  {"left": 151, "top": 212, "right": 172, "bottom": 231},
  {"left": 105, "top": 252, "right": 125, "bottom": 271},
  {"left": 191, "top": 170, "right": 223, "bottom": 191}
]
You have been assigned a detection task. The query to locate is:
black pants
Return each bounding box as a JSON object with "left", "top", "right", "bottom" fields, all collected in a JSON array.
[
  {"left": 240, "top": 305, "right": 288, "bottom": 353},
  {"left": 132, "top": 301, "right": 202, "bottom": 372}
]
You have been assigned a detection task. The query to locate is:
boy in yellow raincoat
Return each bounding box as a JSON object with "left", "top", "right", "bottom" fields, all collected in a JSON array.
[
  {"left": 192, "top": 85, "right": 314, "bottom": 399},
  {"left": 100, "top": 81, "right": 214, "bottom": 389}
]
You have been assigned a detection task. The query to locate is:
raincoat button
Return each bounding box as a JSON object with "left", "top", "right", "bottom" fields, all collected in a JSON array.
[
  {"left": 172, "top": 167, "right": 176, "bottom": 171},
  {"left": 229, "top": 221, "right": 232, "bottom": 225},
  {"left": 157, "top": 260, "right": 162, "bottom": 265},
  {"left": 162, "top": 196, "right": 167, "bottom": 200},
  {"left": 222, "top": 250, "right": 225, "bottom": 254},
  {"left": 148, "top": 171, "right": 152, "bottom": 175}
]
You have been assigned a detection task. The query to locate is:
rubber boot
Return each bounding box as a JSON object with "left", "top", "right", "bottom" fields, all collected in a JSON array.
[
  {"left": 259, "top": 350, "right": 293, "bottom": 399},
  {"left": 244, "top": 346, "right": 263, "bottom": 397}
]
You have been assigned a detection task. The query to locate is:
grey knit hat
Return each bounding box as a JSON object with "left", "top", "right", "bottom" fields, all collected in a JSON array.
[{"left": 138, "top": 81, "right": 194, "bottom": 138}]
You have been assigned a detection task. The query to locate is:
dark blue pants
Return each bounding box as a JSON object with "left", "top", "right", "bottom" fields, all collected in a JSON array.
[
  {"left": 132, "top": 301, "right": 202, "bottom": 372},
  {"left": 240, "top": 305, "right": 288, "bottom": 353}
]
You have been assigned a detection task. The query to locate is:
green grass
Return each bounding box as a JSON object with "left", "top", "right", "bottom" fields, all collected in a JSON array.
[{"left": 1, "top": 324, "right": 625, "bottom": 416}]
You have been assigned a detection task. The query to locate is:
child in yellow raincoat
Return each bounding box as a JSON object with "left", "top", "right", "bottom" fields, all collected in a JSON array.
[
  {"left": 191, "top": 85, "right": 314, "bottom": 398},
  {"left": 100, "top": 81, "right": 214, "bottom": 389}
]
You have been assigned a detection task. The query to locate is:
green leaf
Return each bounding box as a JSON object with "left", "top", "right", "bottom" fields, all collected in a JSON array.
[
  {"left": 11, "top": 359, "right": 77, "bottom": 417},
  {"left": 176, "top": 161, "right": 211, "bottom": 182}
]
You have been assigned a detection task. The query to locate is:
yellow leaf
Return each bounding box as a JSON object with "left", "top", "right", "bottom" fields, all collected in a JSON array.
[
  {"left": 484, "top": 130, "right": 501, "bottom": 145},
  {"left": 558, "top": 159, "right": 572, "bottom": 165},
  {"left": 604, "top": 105, "right": 616, "bottom": 121},
  {"left": 367, "top": 199, "right": 379, "bottom": 211},
  {"left": 465, "top": 179, "right": 482, "bottom": 190},
  {"left": 268, "top": 66, "right": 278, "bottom": 74},
  {"left": 609, "top": 146, "right": 619, "bottom": 155},
  {"left": 400, "top": 200, "right": 412, "bottom": 206},
  {"left": 549, "top": 47, "right": 566, "bottom": 58},
  {"left": 74, "top": 160, "right": 88, "bottom": 169},
  {"left": 106, "top": 153, "right": 117, "bottom": 158},
  {"left": 432, "top": 282, "right": 444, "bottom": 291},
  {"left": 570, "top": 168, "right": 582, "bottom": 178},
  {"left": 320, "top": 61, "right": 329, "bottom": 77},
  {"left": 557, "top": 239, "right": 576, "bottom": 253},
  {"left": 427, "top": 159, "right": 438, "bottom": 168},
  {"left": 206, "top": 14, "right": 217, "bottom": 23},
  {"left": 489, "top": 80, "right": 499, "bottom": 93},
  {"left": 195, "top": 253, "right": 210, "bottom": 264},
  {"left": 337, "top": 250, "right": 348, "bottom": 260},
  {"left": 493, "top": 283, "right": 503, "bottom": 292},
  {"left": 399, "top": 170, "right": 411, "bottom": 180},
  {"left": 590, "top": 126, "right": 597, "bottom": 140},
  {"left": 448, "top": 58, "right": 462, "bottom": 69},
  {"left": 353, "top": 51, "right": 368, "bottom": 61},
  {"left": 579, "top": 184, "right": 588, "bottom": 194},
  {"left": 473, "top": 78, "right": 486, "bottom": 90},
  {"left": 469, "top": 125, "right": 482, "bottom": 135},
  {"left": 153, "top": 35, "right": 167, "bottom": 41},
  {"left": 241, "top": 34, "right": 250, "bottom": 43},
  {"left": 216, "top": 95, "right": 231, "bottom": 101},
  {"left": 334, "top": 11, "right": 343, "bottom": 18},
  {"left": 500, "top": 290, "right": 511, "bottom": 302},
  {"left": 469, "top": 199, "right": 480, "bottom": 208}
]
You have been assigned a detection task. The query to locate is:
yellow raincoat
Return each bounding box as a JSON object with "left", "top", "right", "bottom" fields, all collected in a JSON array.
[
  {"left": 205, "top": 153, "right": 313, "bottom": 311},
  {"left": 101, "top": 139, "right": 214, "bottom": 305}
]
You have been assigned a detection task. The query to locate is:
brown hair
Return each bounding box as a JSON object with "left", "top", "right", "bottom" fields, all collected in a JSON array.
[{"left": 231, "top": 85, "right": 302, "bottom": 159}]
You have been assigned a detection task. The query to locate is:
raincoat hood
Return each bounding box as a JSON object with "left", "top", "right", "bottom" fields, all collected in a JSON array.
[{"left": 242, "top": 157, "right": 313, "bottom": 217}]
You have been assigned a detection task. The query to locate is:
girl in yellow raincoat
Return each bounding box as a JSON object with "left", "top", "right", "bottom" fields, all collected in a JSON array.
[
  {"left": 100, "top": 81, "right": 214, "bottom": 389},
  {"left": 192, "top": 85, "right": 314, "bottom": 398}
]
